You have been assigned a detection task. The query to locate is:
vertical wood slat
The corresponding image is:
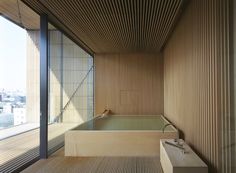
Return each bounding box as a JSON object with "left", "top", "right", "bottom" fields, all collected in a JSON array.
[
  {"left": 20, "top": 0, "right": 185, "bottom": 54},
  {"left": 163, "top": 0, "right": 231, "bottom": 173},
  {"left": 95, "top": 53, "right": 163, "bottom": 115}
]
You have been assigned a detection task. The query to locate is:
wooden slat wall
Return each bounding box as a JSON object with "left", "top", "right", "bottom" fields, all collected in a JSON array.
[
  {"left": 21, "top": 0, "right": 185, "bottom": 54},
  {"left": 163, "top": 0, "right": 231, "bottom": 173},
  {"left": 232, "top": 0, "right": 236, "bottom": 171},
  {"left": 95, "top": 53, "right": 163, "bottom": 115}
]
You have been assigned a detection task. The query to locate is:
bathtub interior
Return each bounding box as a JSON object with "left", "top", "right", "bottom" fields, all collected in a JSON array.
[{"left": 73, "top": 115, "right": 176, "bottom": 131}]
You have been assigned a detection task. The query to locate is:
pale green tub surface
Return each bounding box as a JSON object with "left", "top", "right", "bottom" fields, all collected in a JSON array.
[{"left": 73, "top": 115, "right": 174, "bottom": 131}]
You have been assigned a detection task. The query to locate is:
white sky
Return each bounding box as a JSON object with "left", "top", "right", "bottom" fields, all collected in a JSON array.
[{"left": 0, "top": 16, "right": 26, "bottom": 91}]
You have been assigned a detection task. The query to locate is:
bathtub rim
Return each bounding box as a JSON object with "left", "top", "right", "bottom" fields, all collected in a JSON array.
[{"left": 69, "top": 114, "right": 178, "bottom": 133}]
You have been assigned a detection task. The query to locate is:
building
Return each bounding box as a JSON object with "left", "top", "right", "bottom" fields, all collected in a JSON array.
[
  {"left": 3, "top": 104, "right": 13, "bottom": 114},
  {"left": 13, "top": 107, "right": 26, "bottom": 125},
  {"left": 0, "top": 0, "right": 235, "bottom": 173}
]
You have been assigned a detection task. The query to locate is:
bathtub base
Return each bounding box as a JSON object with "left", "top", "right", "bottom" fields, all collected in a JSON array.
[{"left": 65, "top": 131, "right": 178, "bottom": 156}]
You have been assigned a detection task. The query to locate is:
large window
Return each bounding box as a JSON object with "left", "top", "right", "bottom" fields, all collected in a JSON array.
[
  {"left": 0, "top": 6, "right": 40, "bottom": 172},
  {"left": 0, "top": 1, "right": 94, "bottom": 171},
  {"left": 48, "top": 24, "right": 94, "bottom": 153},
  {"left": 0, "top": 17, "right": 27, "bottom": 130}
]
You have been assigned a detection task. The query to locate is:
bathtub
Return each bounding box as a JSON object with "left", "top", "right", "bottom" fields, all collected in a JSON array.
[{"left": 65, "top": 115, "right": 178, "bottom": 156}]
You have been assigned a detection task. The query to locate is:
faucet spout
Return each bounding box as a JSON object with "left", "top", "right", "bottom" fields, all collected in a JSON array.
[{"left": 162, "top": 123, "right": 172, "bottom": 133}]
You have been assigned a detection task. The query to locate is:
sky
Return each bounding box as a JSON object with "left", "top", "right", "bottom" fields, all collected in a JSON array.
[{"left": 0, "top": 16, "right": 27, "bottom": 91}]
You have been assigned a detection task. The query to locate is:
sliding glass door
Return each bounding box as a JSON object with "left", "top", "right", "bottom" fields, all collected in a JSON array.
[{"left": 47, "top": 23, "right": 94, "bottom": 153}]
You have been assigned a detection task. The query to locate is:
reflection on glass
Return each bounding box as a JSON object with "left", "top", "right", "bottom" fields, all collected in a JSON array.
[{"left": 48, "top": 24, "right": 94, "bottom": 153}]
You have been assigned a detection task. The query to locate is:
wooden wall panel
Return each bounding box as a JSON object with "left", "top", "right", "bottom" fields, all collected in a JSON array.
[
  {"left": 163, "top": 0, "right": 231, "bottom": 173},
  {"left": 95, "top": 53, "right": 163, "bottom": 115},
  {"left": 232, "top": 0, "right": 236, "bottom": 171}
]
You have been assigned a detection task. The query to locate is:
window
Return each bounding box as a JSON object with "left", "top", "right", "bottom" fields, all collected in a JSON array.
[
  {"left": 0, "top": 1, "right": 40, "bottom": 171},
  {"left": 47, "top": 23, "right": 94, "bottom": 153}
]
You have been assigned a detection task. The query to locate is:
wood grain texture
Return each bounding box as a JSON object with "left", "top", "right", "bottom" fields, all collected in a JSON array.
[
  {"left": 22, "top": 148, "right": 164, "bottom": 173},
  {"left": 65, "top": 131, "right": 178, "bottom": 157},
  {"left": 21, "top": 0, "right": 185, "bottom": 54},
  {"left": 232, "top": 0, "right": 236, "bottom": 171},
  {"left": 0, "top": 123, "right": 78, "bottom": 173},
  {"left": 163, "top": 0, "right": 231, "bottom": 173},
  {"left": 95, "top": 53, "right": 163, "bottom": 115}
]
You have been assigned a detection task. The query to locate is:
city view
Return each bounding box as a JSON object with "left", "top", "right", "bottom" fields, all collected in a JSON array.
[
  {"left": 0, "top": 88, "right": 26, "bottom": 129},
  {"left": 0, "top": 16, "right": 27, "bottom": 130}
]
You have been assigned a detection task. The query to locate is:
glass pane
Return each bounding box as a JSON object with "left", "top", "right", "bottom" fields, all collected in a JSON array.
[
  {"left": 0, "top": 0, "right": 40, "bottom": 171},
  {"left": 48, "top": 24, "right": 94, "bottom": 153}
]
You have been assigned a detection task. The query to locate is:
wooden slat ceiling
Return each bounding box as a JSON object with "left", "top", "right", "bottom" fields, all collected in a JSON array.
[{"left": 1, "top": 0, "right": 186, "bottom": 54}]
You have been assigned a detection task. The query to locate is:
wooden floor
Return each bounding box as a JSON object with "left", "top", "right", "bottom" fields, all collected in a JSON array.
[
  {"left": 22, "top": 148, "right": 163, "bottom": 173},
  {"left": 0, "top": 123, "right": 39, "bottom": 140},
  {"left": 0, "top": 123, "right": 78, "bottom": 172}
]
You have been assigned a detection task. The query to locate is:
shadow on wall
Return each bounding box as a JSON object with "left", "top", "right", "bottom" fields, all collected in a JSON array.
[
  {"left": 26, "top": 30, "right": 93, "bottom": 126},
  {"left": 49, "top": 30, "right": 93, "bottom": 124}
]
